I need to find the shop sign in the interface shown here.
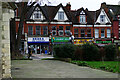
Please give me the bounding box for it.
[28,37,49,43]
[96,40,112,44]
[74,39,94,45]
[51,37,70,42]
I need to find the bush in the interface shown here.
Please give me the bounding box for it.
[104,44,116,61]
[82,43,100,61]
[53,44,76,59]
[73,46,83,60]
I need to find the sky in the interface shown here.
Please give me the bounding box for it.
[49,0,120,11]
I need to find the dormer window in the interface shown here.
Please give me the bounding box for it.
[34,11,41,19]
[80,15,86,23]
[100,15,105,23]
[58,11,64,20]
[31,7,45,20]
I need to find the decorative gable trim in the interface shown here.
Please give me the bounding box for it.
[54,7,69,21]
[30,7,45,20]
[95,9,111,24]
[80,11,85,15]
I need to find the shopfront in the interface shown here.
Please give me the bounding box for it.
[51,37,71,44]
[74,38,94,45]
[95,39,112,46]
[28,37,49,54]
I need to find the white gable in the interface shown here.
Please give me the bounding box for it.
[95,9,111,24]
[30,7,45,20]
[80,11,85,15]
[54,7,68,21]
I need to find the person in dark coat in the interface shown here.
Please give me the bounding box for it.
[28,46,31,59]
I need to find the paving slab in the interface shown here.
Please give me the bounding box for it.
[11,60,118,78]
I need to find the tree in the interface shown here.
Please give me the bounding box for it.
[10,0,51,59]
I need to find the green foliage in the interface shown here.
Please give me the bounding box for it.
[71,61,119,73]
[53,44,76,59]
[104,44,116,61]
[82,43,100,61]
[73,46,83,60]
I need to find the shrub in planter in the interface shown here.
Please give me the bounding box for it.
[82,43,100,61]
[104,44,116,61]
[53,44,76,59]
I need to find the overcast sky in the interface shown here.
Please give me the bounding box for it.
[49,0,120,11]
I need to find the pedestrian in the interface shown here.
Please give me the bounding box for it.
[28,46,31,59]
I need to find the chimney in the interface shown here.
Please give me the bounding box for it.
[66,2,71,10]
[101,2,106,8]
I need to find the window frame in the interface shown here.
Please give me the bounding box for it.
[36,26,41,35]
[95,29,99,38]
[80,15,86,23]
[81,29,85,37]
[87,29,91,37]
[58,11,64,20]
[74,28,79,37]
[52,26,57,36]
[59,26,64,36]
[101,29,105,38]
[107,29,111,38]
[43,26,48,36]
[28,26,33,35]
[100,15,105,23]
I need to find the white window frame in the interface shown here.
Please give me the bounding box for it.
[59,30,64,36]
[58,11,64,20]
[95,29,99,38]
[80,15,86,23]
[100,15,105,23]
[107,29,111,38]
[52,30,57,36]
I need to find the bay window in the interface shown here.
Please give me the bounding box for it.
[59,26,64,36]
[52,26,56,36]
[74,28,78,37]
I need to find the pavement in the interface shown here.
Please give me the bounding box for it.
[31,54,54,60]
[11,58,118,78]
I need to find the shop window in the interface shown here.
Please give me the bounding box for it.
[59,26,64,36]
[58,12,64,20]
[87,29,91,37]
[107,29,111,38]
[100,15,105,23]
[101,29,105,38]
[80,15,86,23]
[66,26,71,36]
[52,26,56,36]
[95,29,99,38]
[81,29,85,37]
[74,28,78,37]
[43,26,48,36]
[28,26,33,35]
[36,26,41,35]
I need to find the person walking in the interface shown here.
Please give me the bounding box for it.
[28,46,32,59]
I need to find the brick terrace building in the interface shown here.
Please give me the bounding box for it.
[12,2,120,54]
